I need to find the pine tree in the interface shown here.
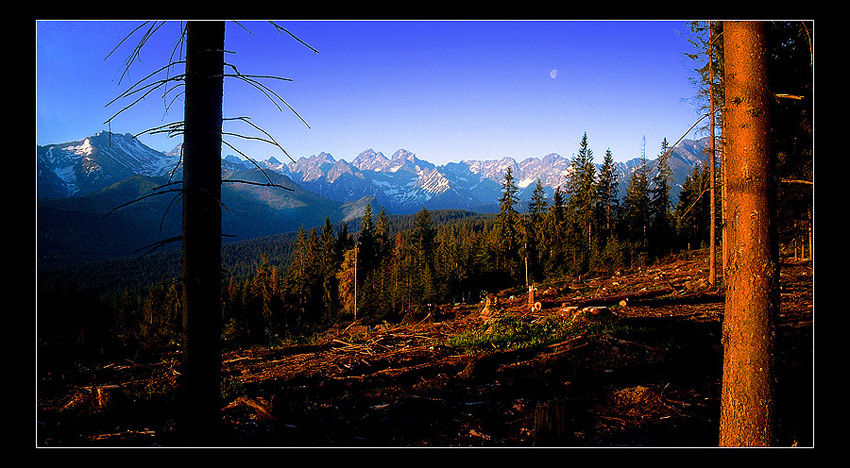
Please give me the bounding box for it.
[494,167,522,283]
[318,217,340,320]
[596,148,619,245]
[565,132,597,273]
[388,231,411,315]
[373,207,393,312]
[526,179,549,282]
[675,163,701,249]
[336,223,354,259]
[376,206,391,262]
[410,207,437,308]
[336,247,358,319]
[649,138,674,259]
[622,138,651,266]
[675,163,711,250]
[543,186,568,278]
[252,254,280,335]
[358,203,377,274]
[719,21,778,446]
[433,225,466,302]
[355,204,380,317]
[528,179,549,224]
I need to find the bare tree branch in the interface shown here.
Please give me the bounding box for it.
[221,139,276,187]
[101,188,184,219]
[133,234,182,260]
[221,178,294,191]
[268,21,320,54]
[134,121,184,140]
[105,76,186,126]
[160,192,183,232]
[106,21,170,85]
[225,116,296,162]
[224,65,310,129]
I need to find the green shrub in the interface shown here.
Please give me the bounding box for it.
[447,314,576,353]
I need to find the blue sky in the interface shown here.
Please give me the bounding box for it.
[36,20,706,165]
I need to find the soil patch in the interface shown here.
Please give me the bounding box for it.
[36,253,814,447]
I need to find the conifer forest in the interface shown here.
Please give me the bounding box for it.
[36,21,814,449]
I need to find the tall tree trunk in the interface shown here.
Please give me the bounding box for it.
[708,21,717,287]
[180,20,225,445]
[719,20,778,447]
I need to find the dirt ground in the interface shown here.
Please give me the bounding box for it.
[36,252,814,448]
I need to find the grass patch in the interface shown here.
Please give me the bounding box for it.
[447,313,613,353]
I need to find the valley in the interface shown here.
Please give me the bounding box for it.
[36,130,709,268]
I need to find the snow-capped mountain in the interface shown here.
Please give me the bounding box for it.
[255,139,709,214]
[37,131,181,198]
[37,130,710,214]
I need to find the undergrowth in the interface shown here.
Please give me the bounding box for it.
[446,313,616,353]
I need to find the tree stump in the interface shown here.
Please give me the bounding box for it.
[533,398,568,445]
[480,294,500,319]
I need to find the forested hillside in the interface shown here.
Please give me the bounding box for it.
[38,120,811,355]
[36,20,813,448]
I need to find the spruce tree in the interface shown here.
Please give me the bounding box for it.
[319,217,339,319]
[719,20,777,446]
[376,206,391,262]
[543,186,568,278]
[336,248,358,319]
[596,148,619,245]
[622,138,651,266]
[410,208,437,308]
[358,203,377,273]
[372,206,393,316]
[528,179,549,223]
[285,226,311,328]
[248,254,281,335]
[649,138,674,259]
[565,133,597,273]
[527,179,548,281]
[675,163,710,250]
[494,167,522,283]
[355,204,379,317]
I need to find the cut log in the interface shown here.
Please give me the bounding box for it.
[563,287,674,308]
[561,305,616,324]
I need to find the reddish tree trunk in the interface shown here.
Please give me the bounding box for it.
[719,21,778,447]
[181,20,225,445]
[709,21,717,286]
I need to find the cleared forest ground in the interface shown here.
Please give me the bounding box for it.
[36,251,814,447]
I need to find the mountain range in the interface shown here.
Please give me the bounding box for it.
[222,139,709,214]
[37,131,709,266]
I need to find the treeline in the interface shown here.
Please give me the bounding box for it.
[210,133,723,341]
[40,132,732,360]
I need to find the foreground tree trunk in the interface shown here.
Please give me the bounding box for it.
[719,20,778,447]
[708,21,717,287]
[180,20,225,445]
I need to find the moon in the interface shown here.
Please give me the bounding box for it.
[549,69,558,79]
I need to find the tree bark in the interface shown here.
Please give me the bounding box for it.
[180,20,225,445]
[719,21,778,447]
[708,21,717,286]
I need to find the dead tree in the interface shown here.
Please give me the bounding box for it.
[103,21,317,445]
[708,21,718,287]
[719,20,778,447]
[179,20,226,445]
